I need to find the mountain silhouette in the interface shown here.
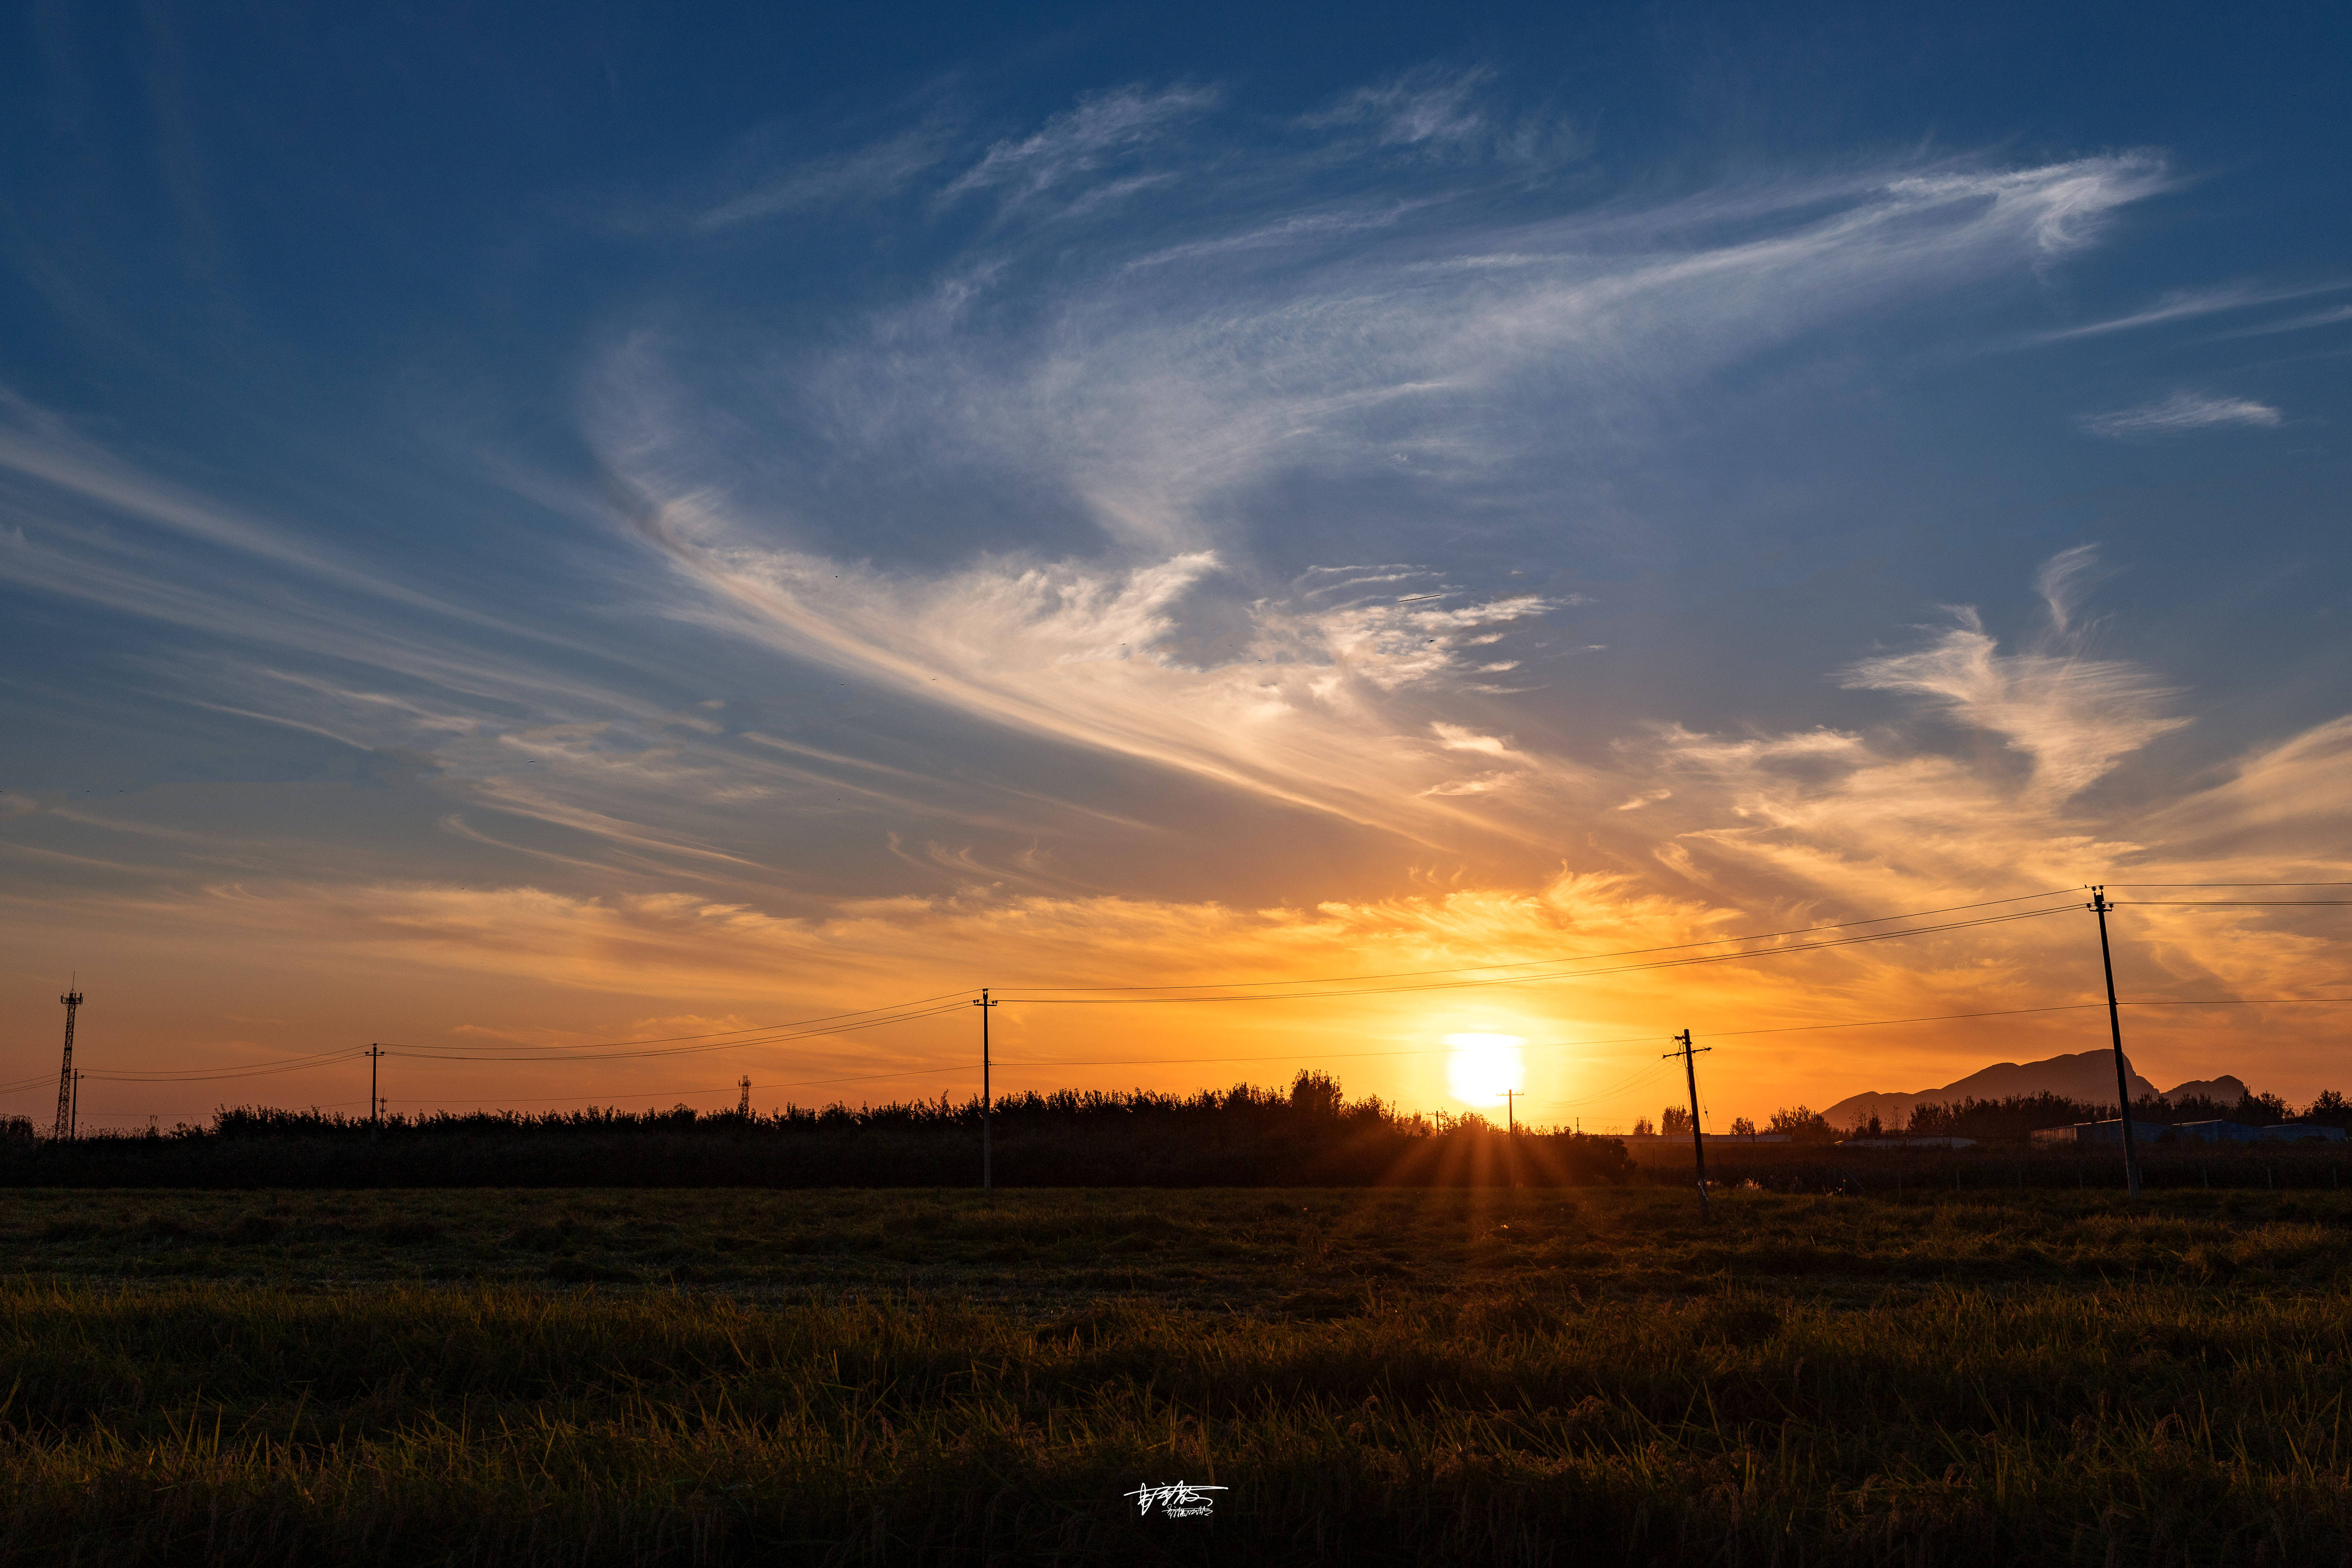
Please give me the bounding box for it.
[1823,1051,2243,1130]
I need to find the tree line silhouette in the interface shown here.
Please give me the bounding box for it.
[0,1073,1635,1189]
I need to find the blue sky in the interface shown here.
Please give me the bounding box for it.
[2,2,2348,1127]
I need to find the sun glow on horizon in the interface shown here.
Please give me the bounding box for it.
[1444,1032,1525,1106]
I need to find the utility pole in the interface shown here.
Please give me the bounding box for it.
[737,1075,752,1117]
[53,986,83,1142]
[973,989,998,1190]
[1503,1088,1519,1188]
[1665,1030,1712,1218]
[2088,886,2142,1197]
[366,1045,386,1129]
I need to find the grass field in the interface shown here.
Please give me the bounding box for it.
[5,1186,2351,1564]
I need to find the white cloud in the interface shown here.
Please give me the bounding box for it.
[1421,772,1517,797]
[2081,391,2283,438]
[2032,280,2351,342]
[1841,548,2188,801]
[619,508,1565,841]
[694,127,954,231]
[1430,723,1513,755]
[580,128,2183,857]
[2205,301,2352,340]
[944,84,1217,203]
[2032,542,2103,637]
[1305,64,1493,147]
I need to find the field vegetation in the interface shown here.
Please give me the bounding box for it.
[5,1184,2352,1565]
[0,1075,1630,1190]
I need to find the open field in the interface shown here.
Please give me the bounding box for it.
[6,1186,2352,1564]
[1622,1137,2352,1192]
[9,1184,2352,1303]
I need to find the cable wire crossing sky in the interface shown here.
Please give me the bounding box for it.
[1,2,2347,1128]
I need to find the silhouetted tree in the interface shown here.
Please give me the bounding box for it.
[2236,1091,2292,1126]
[1767,1106,1834,1144]
[1907,1093,2106,1140]
[1288,1070,1344,1120]
[0,1081,1637,1189]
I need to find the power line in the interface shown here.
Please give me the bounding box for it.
[16,884,2347,1119]
[1001,887,2088,994]
[382,990,978,1055]
[84,1048,369,1083]
[1534,1061,1678,1110]
[841,992,2352,1083]
[1695,994,2352,1040]
[382,1000,973,1062]
[42,1004,969,1088]
[26,994,2350,1104]
[999,906,2079,1004]
[2107,882,2352,888]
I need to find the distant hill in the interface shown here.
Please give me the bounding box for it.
[1823,1051,2238,1130]
[2160,1075,2250,1106]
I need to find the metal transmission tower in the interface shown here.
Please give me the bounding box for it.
[2087,886,2142,1197]
[737,1076,752,1117]
[53,988,84,1141]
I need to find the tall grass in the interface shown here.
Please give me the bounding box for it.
[2,1264,2349,1565]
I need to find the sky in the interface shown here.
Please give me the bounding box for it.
[2,1,2348,1133]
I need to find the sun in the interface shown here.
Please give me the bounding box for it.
[1444,1032,1525,1105]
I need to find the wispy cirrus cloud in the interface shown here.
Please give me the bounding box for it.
[593,84,2173,849]
[1840,545,2187,801]
[693,126,957,232]
[943,83,1218,204]
[2203,302,2352,341]
[2081,391,2283,438]
[2031,280,2352,342]
[15,58,2351,1125]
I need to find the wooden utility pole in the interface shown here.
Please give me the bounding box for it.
[1665,1030,1712,1218]
[1503,1088,1519,1187]
[2088,886,2142,1196]
[973,989,999,1190]
[366,1045,386,1129]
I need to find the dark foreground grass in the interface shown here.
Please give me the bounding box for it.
[6,1184,2349,1306]
[6,1188,2352,1565]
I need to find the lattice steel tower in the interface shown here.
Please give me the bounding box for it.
[53,987,84,1141]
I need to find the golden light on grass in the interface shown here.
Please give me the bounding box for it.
[1443,1032,1525,1106]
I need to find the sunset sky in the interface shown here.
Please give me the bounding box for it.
[3,2,2348,1132]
